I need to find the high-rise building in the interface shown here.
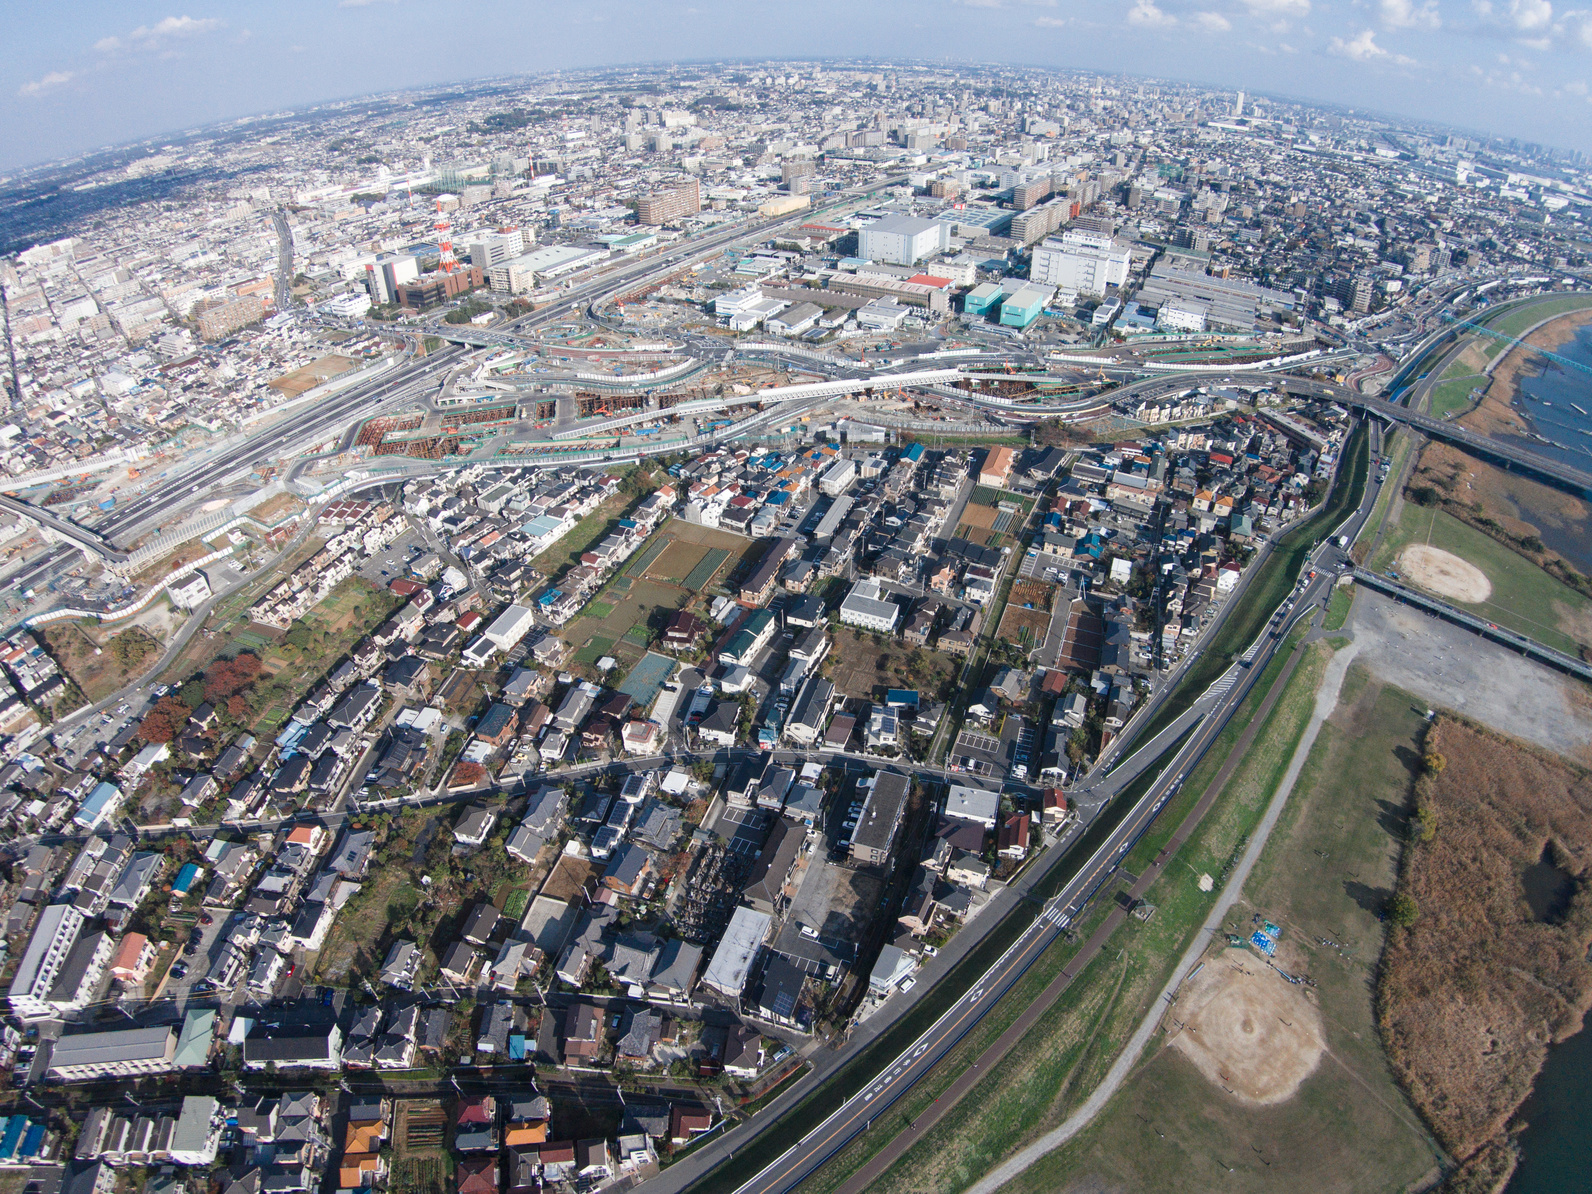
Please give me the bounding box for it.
[634,179,700,225]
[364,254,419,305]
[196,294,268,341]
[1029,230,1131,296]
[1234,90,1245,117]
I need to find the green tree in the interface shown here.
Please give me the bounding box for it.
[1388,892,1419,928]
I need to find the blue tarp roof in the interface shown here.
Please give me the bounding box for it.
[172,862,201,895]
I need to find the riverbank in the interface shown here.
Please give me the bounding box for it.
[1461,309,1592,439]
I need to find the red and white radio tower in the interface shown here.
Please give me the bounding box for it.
[434,198,455,272]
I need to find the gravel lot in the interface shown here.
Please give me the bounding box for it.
[1349,588,1592,760]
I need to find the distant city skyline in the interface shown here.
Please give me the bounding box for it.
[3,0,1590,172]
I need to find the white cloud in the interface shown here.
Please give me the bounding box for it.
[1380,0,1442,28]
[1240,0,1311,15]
[1034,14,1070,25]
[18,70,75,98]
[1508,0,1553,29]
[1196,10,1233,29]
[95,15,223,54]
[1328,27,1418,61]
[1561,78,1588,92]
[1127,0,1177,27]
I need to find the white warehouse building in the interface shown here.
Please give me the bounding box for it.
[858,215,950,266]
[1029,230,1131,296]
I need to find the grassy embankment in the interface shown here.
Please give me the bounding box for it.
[1004,665,1443,1194]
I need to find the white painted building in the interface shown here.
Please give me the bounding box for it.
[858,215,950,266]
[839,578,900,633]
[1029,230,1131,296]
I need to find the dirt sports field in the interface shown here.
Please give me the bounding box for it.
[1396,543,1492,603]
[1167,947,1326,1105]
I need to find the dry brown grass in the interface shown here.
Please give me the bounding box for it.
[1379,716,1592,1183]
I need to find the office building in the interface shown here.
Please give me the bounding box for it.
[363,254,419,305]
[466,229,531,270]
[394,265,484,311]
[635,179,701,225]
[1029,231,1131,296]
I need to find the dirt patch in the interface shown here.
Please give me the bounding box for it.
[1167,947,1326,1105]
[959,503,999,531]
[648,539,709,584]
[1396,543,1492,603]
[1349,590,1592,760]
[1462,309,1592,438]
[1380,716,1592,1184]
[268,354,359,397]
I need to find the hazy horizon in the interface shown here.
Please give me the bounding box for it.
[4,1,1591,173]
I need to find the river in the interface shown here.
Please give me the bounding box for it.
[1496,322,1592,576]
[1506,1017,1592,1192]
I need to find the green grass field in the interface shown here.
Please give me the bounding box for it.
[1322,583,1354,631]
[1007,665,1442,1194]
[1355,430,1413,559]
[1366,504,1592,655]
[1484,292,1592,341]
[1427,374,1485,420]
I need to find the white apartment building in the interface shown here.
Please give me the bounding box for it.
[8,903,86,1020]
[839,578,900,633]
[1029,230,1131,296]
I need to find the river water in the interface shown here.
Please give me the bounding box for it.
[1470,328,1592,1188]
[1507,1017,1592,1192]
[1496,322,1592,575]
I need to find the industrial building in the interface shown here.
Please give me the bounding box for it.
[1029,230,1131,296]
[857,215,950,266]
[488,245,606,294]
[999,284,1053,329]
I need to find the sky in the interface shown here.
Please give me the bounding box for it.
[3,0,1590,171]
